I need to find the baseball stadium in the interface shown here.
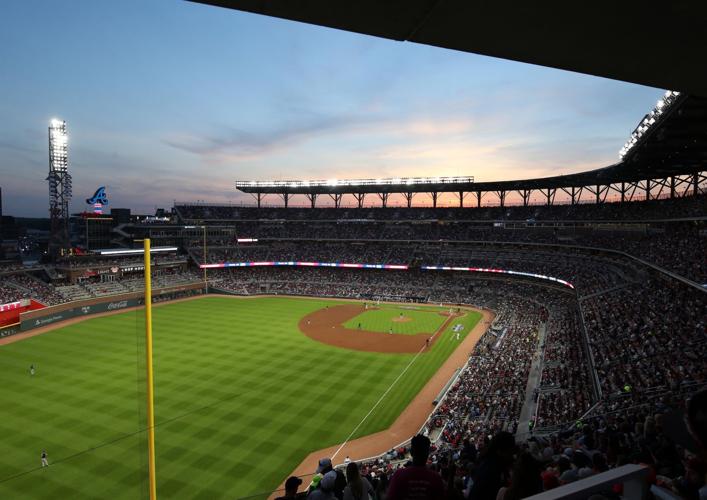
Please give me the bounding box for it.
[1,2,706,500]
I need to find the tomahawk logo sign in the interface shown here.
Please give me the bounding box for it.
[86,186,108,214]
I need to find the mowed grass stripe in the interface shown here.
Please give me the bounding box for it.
[0,297,481,499]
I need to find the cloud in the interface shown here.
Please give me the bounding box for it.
[163,112,376,161]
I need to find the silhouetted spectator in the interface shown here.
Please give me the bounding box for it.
[387,434,445,500]
[343,462,375,500]
[469,432,517,500]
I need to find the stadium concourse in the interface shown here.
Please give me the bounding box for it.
[1,194,706,498]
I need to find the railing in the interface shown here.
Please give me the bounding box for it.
[525,464,649,500]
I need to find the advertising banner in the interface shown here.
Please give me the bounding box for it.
[20,299,139,332]
[0,324,21,338]
[21,310,76,331]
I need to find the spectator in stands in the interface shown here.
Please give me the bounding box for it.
[688,390,707,455]
[309,471,339,500]
[309,458,347,500]
[468,432,517,500]
[495,452,543,500]
[343,462,375,500]
[386,434,445,500]
[276,476,303,500]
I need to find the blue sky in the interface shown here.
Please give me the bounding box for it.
[0,0,663,216]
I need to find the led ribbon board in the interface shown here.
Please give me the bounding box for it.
[199,261,409,270]
[421,265,575,289]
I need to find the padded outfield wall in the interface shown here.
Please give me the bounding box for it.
[13,282,205,333]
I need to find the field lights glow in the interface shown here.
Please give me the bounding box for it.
[235,176,474,189]
[421,266,575,289]
[619,90,681,159]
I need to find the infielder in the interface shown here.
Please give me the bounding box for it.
[41,451,48,467]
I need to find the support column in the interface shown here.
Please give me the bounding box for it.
[518,189,530,207]
[457,191,466,208]
[496,190,506,208]
[378,192,390,208]
[353,193,366,208]
[328,193,342,208]
[571,187,576,205]
[430,192,439,208]
[621,182,626,203]
[476,191,482,208]
[694,172,699,196]
[544,188,556,206]
[306,193,317,209]
[670,176,676,199]
[277,193,290,208]
[252,193,264,208]
[645,179,651,201]
[402,192,414,208]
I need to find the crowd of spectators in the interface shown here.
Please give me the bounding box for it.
[175,193,706,222]
[193,240,639,298]
[535,305,594,429]
[316,388,707,500]
[178,203,705,283]
[0,272,64,306]
[582,277,707,402]
[426,295,544,449]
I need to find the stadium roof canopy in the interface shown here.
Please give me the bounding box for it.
[193,0,707,207]
[191,0,707,97]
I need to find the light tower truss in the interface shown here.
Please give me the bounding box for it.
[48,119,72,257]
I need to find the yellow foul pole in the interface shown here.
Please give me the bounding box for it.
[203,226,207,289]
[144,238,157,500]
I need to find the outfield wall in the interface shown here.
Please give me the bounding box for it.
[17,282,205,333]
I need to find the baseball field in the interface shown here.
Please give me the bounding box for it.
[0,295,483,499]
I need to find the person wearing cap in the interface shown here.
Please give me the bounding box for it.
[276,476,303,500]
[386,434,445,500]
[309,471,338,500]
[309,458,347,500]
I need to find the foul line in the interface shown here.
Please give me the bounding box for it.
[330,311,461,461]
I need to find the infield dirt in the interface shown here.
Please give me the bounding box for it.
[299,304,464,353]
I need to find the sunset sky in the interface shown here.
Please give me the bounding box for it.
[0,0,664,216]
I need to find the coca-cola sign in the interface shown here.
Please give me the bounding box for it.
[107,300,129,310]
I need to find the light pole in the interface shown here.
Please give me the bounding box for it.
[202,225,207,291]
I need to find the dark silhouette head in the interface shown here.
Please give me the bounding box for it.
[410,434,431,466]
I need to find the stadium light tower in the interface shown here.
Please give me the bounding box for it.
[47,119,73,258]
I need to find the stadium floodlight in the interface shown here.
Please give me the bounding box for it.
[235,176,475,189]
[619,90,682,159]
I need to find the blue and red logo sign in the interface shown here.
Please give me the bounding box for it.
[86,186,108,214]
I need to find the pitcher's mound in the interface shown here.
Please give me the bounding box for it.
[392,316,412,323]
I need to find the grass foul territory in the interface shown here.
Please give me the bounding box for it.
[0,296,481,499]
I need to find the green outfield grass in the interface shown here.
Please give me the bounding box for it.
[0,296,481,499]
[342,305,450,335]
